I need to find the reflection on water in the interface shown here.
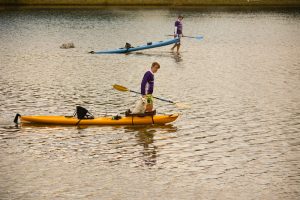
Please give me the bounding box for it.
[125,124,178,167]
[0,7,300,200]
[128,126,158,166]
[131,50,183,63]
[172,52,183,63]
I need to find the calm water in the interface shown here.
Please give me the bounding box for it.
[0,7,300,200]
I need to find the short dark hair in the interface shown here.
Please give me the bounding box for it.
[178,15,184,19]
[152,62,160,68]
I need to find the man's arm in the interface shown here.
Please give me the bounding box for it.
[141,72,150,95]
[174,21,179,36]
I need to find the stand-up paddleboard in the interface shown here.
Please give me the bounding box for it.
[90,38,179,54]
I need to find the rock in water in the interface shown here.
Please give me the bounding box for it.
[60,42,75,49]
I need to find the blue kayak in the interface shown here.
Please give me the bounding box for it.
[91,38,179,54]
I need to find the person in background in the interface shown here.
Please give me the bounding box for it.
[171,15,184,53]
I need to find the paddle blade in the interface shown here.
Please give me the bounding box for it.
[113,84,129,92]
[174,102,191,109]
[196,36,204,40]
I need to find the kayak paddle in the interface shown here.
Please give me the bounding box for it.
[183,35,203,40]
[113,84,190,108]
[166,35,203,40]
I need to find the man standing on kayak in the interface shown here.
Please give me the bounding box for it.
[141,62,160,112]
[171,15,184,53]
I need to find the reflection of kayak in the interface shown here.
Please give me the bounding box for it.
[18,114,179,125]
[91,38,179,54]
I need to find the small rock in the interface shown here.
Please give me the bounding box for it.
[60,42,75,49]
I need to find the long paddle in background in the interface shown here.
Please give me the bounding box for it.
[166,35,203,40]
[113,84,190,109]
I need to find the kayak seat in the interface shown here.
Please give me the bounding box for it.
[125,42,134,49]
[74,106,94,119]
[147,42,152,45]
[125,109,156,117]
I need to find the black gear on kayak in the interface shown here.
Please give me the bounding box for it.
[125,43,133,50]
[14,113,21,124]
[125,109,156,125]
[112,115,122,120]
[125,109,156,117]
[74,106,94,120]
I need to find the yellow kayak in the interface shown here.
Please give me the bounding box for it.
[19,114,179,125]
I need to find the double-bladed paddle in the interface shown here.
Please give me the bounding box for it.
[113,84,190,108]
[166,35,203,40]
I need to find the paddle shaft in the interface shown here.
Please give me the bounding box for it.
[166,34,202,39]
[183,36,199,39]
[129,90,174,104]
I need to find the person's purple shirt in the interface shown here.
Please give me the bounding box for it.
[175,20,183,34]
[141,71,154,95]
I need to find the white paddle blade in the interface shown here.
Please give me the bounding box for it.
[175,102,191,109]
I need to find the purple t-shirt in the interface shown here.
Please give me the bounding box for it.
[175,20,183,34]
[141,71,154,95]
